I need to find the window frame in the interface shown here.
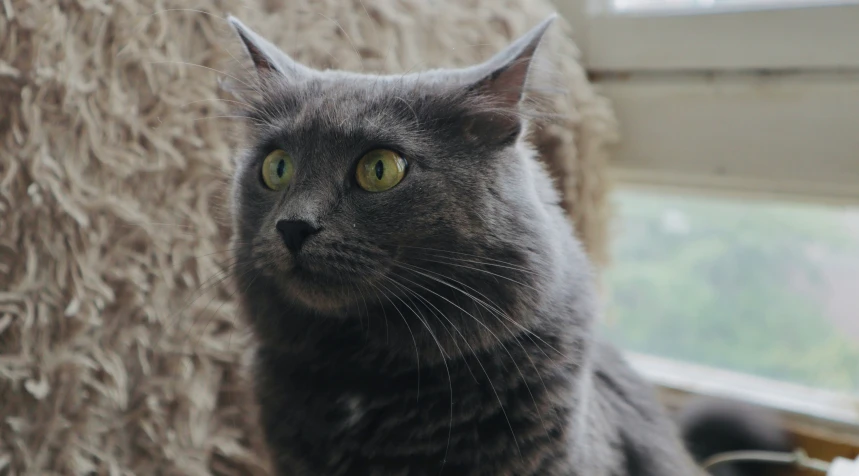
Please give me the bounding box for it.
[554,0,859,71]
[628,353,859,433]
[598,72,859,204]
[629,352,859,466]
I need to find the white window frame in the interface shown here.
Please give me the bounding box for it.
[596,71,859,204]
[555,0,859,71]
[553,0,859,204]
[628,353,859,440]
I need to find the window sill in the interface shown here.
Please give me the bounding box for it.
[626,352,859,468]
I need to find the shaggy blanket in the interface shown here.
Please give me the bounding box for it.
[0,0,617,474]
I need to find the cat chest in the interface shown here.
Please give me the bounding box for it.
[270,366,567,473]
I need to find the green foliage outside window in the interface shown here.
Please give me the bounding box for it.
[604,191,859,393]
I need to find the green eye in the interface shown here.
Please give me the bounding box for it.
[261,149,294,191]
[356,149,407,192]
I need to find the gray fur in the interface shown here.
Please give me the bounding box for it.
[226,16,703,475]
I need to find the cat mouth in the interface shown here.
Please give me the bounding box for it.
[286,256,356,286]
[259,243,389,311]
[277,262,373,313]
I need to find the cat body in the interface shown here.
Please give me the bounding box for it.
[225,15,742,475]
[248,309,700,475]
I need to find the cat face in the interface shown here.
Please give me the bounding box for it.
[228,17,559,317]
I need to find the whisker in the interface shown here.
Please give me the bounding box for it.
[396,263,554,440]
[386,272,522,457]
[370,280,421,402]
[396,245,543,276]
[193,268,262,350]
[366,281,390,344]
[415,252,548,279]
[347,282,368,334]
[385,276,477,384]
[181,97,264,115]
[180,262,258,346]
[380,275,454,468]
[356,283,371,327]
[118,8,227,58]
[130,9,263,91]
[411,257,541,293]
[192,247,250,260]
[119,222,195,229]
[396,261,562,357]
[316,13,364,72]
[393,96,420,126]
[153,259,251,348]
[137,7,226,22]
[193,114,262,124]
[147,60,256,91]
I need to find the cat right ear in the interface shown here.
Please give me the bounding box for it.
[227,16,312,80]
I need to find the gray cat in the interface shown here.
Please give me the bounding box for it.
[224,15,788,476]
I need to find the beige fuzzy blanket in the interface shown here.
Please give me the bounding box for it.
[0,0,617,474]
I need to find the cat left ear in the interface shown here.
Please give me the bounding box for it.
[227,16,313,80]
[467,14,556,110]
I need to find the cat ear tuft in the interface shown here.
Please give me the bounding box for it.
[227,16,312,80]
[471,14,556,109]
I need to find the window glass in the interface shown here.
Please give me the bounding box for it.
[604,190,859,393]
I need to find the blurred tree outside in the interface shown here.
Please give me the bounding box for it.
[604,190,859,393]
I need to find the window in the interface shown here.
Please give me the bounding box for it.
[603,190,859,394]
[553,0,859,437]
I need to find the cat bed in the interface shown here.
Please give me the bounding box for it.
[0,0,617,473]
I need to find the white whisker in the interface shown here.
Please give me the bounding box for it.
[396,263,554,440]
[386,272,523,457]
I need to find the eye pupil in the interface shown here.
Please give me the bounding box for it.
[276,159,285,178]
[374,160,384,180]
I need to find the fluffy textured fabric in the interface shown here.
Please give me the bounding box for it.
[0,0,617,474]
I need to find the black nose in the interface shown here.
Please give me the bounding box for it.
[276,220,319,254]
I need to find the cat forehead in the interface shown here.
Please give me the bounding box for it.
[253,70,466,133]
[269,68,462,105]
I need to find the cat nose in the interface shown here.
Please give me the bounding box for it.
[276,220,319,254]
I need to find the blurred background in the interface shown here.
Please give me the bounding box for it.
[1,0,857,474]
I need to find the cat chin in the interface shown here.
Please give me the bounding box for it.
[274,268,370,316]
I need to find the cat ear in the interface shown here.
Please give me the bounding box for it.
[453,15,556,146]
[466,14,556,110]
[227,16,313,79]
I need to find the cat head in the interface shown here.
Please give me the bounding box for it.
[227,16,567,323]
